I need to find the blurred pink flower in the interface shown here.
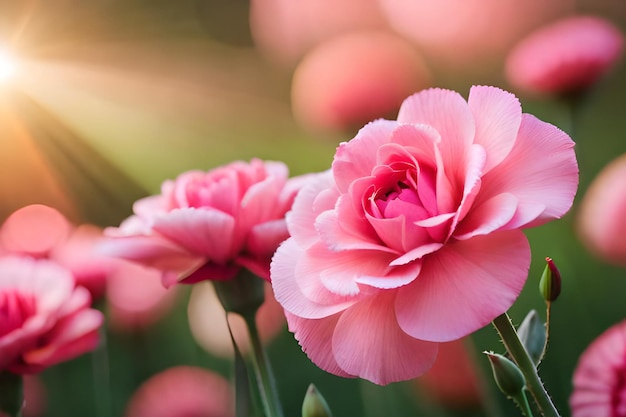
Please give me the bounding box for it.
[0,205,113,298]
[106,261,179,332]
[249,0,386,66]
[506,15,624,95]
[379,0,573,70]
[577,154,626,266]
[0,256,103,374]
[291,31,431,132]
[271,86,578,385]
[102,159,309,287]
[570,318,626,416]
[188,282,285,358]
[125,366,233,417]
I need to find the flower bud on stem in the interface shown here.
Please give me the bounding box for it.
[492,313,561,417]
[302,384,333,417]
[484,352,533,416]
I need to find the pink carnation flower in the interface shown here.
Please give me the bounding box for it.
[102,159,308,286]
[506,15,624,95]
[271,86,578,385]
[577,154,626,266]
[0,256,103,374]
[570,319,626,416]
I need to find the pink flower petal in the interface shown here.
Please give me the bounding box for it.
[395,230,530,342]
[286,171,338,249]
[477,113,578,227]
[467,86,522,172]
[454,193,518,239]
[247,219,289,259]
[98,235,205,276]
[332,120,397,192]
[270,239,357,319]
[286,312,353,378]
[332,292,439,385]
[316,206,393,253]
[153,208,235,263]
[397,88,475,182]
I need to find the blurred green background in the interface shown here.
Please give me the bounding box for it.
[1,0,626,416]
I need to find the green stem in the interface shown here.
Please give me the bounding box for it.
[492,313,560,417]
[513,391,535,417]
[243,312,284,417]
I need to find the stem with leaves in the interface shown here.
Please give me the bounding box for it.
[492,313,561,417]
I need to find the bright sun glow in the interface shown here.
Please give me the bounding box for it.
[0,50,17,82]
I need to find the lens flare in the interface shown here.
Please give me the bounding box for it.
[0,50,17,82]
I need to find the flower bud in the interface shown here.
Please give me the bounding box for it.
[517,310,546,366]
[484,352,526,398]
[540,257,562,302]
[302,384,333,417]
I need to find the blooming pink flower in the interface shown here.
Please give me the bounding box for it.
[506,15,624,95]
[0,205,114,298]
[125,366,233,417]
[570,318,626,416]
[188,281,285,358]
[577,154,626,266]
[102,159,309,287]
[0,256,103,374]
[271,86,578,385]
[291,30,431,132]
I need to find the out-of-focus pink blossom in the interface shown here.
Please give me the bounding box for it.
[414,339,483,409]
[125,366,233,417]
[578,154,626,266]
[271,86,578,385]
[249,0,386,67]
[291,31,431,132]
[570,318,626,416]
[379,0,573,70]
[106,261,179,332]
[187,282,285,358]
[0,256,103,374]
[101,159,309,287]
[506,15,624,95]
[0,205,114,298]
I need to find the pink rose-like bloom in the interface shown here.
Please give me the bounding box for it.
[102,159,308,287]
[271,86,578,385]
[125,366,233,417]
[577,154,626,266]
[0,256,103,374]
[291,30,431,132]
[570,319,626,416]
[0,204,113,298]
[506,15,624,95]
